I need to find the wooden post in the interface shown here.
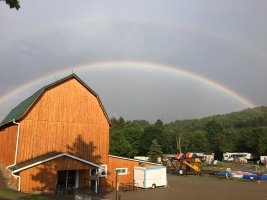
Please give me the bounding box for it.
[115,170,118,200]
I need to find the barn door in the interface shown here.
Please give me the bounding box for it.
[57,170,77,189]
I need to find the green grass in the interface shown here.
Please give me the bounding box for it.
[0,188,51,200]
[0,188,21,200]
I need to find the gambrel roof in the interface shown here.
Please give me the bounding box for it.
[0,73,111,127]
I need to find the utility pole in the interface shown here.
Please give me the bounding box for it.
[176,135,181,153]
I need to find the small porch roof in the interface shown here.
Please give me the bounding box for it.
[8,152,103,174]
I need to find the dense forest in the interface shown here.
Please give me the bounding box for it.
[109,106,267,160]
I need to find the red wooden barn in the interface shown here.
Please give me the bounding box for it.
[0,74,153,193]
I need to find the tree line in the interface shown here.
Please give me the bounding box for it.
[109,106,267,161]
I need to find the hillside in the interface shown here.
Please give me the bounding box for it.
[110,106,267,160]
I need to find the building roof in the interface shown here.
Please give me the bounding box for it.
[0,73,111,128]
[8,152,103,173]
[109,155,160,166]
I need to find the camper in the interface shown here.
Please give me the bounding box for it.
[134,166,167,189]
[223,152,252,163]
[260,156,267,164]
[195,153,214,163]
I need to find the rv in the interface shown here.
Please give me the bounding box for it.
[195,153,214,163]
[223,152,252,163]
[260,156,267,164]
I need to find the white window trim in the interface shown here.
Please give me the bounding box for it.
[116,168,128,175]
[99,164,108,177]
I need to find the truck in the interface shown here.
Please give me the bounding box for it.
[134,166,167,189]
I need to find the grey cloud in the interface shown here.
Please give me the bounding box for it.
[0,0,266,122]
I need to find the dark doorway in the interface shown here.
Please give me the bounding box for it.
[57,170,76,189]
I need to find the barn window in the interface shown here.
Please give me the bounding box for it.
[99,164,107,177]
[116,168,128,175]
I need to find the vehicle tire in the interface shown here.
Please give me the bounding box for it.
[152,184,156,189]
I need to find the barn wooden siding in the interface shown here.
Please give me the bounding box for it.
[19,156,95,192]
[107,156,152,187]
[16,78,109,165]
[0,125,18,166]
[78,169,90,188]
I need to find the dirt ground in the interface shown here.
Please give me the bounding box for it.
[1,171,267,200]
[102,174,267,200]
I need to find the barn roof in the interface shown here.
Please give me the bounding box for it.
[109,155,160,166]
[8,152,103,173]
[0,73,111,128]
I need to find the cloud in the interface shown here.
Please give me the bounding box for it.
[0,0,266,122]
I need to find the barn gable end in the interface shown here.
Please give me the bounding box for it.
[0,73,159,193]
[0,74,111,192]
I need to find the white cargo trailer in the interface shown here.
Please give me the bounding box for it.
[134,166,167,189]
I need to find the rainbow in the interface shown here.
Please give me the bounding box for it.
[0,61,257,108]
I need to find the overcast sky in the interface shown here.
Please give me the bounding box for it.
[0,0,266,123]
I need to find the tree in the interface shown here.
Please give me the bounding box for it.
[110,116,125,128]
[109,130,135,158]
[139,119,169,155]
[1,0,20,10]
[147,139,163,163]
[257,134,267,156]
[205,120,223,154]
[121,123,144,156]
[190,130,209,152]
[109,106,267,160]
